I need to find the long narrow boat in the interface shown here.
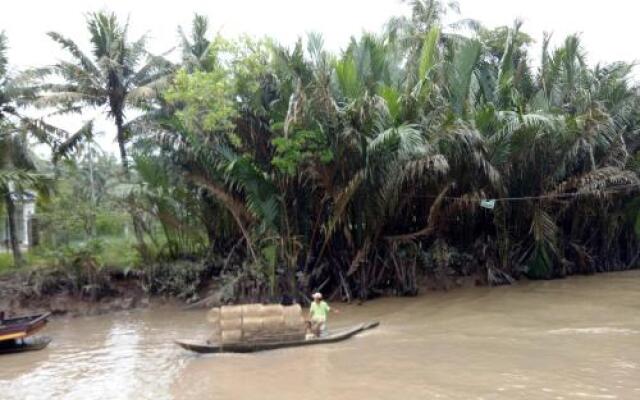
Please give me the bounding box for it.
[176,321,379,354]
[0,313,51,342]
[0,336,52,355]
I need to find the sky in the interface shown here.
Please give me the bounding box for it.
[0,0,638,154]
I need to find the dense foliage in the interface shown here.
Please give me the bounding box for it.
[2,1,640,302]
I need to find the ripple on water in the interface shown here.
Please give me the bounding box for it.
[0,318,190,400]
[568,393,618,399]
[546,327,639,335]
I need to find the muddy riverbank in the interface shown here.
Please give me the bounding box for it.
[0,265,635,320]
[0,271,168,318]
[0,265,482,318]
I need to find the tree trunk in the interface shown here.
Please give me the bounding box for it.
[87,142,97,237]
[115,114,152,262]
[5,192,23,268]
[116,117,129,176]
[200,192,219,251]
[132,208,151,262]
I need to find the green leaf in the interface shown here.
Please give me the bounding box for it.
[418,26,440,81]
[335,56,361,99]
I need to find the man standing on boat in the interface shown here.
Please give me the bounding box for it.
[309,292,337,337]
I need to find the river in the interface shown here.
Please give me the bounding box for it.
[1,271,639,399]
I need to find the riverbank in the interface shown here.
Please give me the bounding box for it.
[0,269,145,317]
[0,263,218,318]
[2,259,634,319]
[0,261,481,318]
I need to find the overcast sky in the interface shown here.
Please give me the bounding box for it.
[1,0,637,154]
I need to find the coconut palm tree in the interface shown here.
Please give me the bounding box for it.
[0,32,56,267]
[0,128,53,267]
[37,11,175,173]
[178,14,217,73]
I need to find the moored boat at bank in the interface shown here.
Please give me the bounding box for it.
[0,312,51,342]
[0,335,52,354]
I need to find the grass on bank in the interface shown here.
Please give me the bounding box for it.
[0,236,141,276]
[0,235,212,301]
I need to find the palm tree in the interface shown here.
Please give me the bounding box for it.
[36,6,637,299]
[37,11,174,173]
[0,32,54,267]
[178,14,217,72]
[0,128,51,267]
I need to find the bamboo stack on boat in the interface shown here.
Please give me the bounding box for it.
[207,304,305,345]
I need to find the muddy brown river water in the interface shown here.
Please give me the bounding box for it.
[1,271,639,399]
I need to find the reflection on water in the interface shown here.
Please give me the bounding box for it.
[0,309,198,400]
[1,271,640,399]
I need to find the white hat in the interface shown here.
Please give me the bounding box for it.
[312,292,322,299]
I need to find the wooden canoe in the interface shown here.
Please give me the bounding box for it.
[176,321,379,354]
[0,313,51,342]
[0,336,52,355]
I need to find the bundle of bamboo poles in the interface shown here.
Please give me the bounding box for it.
[207,304,305,344]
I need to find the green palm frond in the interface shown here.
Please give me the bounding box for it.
[378,85,402,123]
[133,54,176,86]
[415,26,440,101]
[0,169,46,188]
[324,170,365,240]
[496,110,559,135]
[334,56,362,100]
[87,11,123,59]
[446,38,482,117]
[18,117,68,145]
[212,146,281,231]
[53,120,95,162]
[495,20,522,107]
[46,32,100,76]
[418,26,440,81]
[526,207,559,278]
[441,124,503,189]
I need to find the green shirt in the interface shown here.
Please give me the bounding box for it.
[310,301,330,322]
